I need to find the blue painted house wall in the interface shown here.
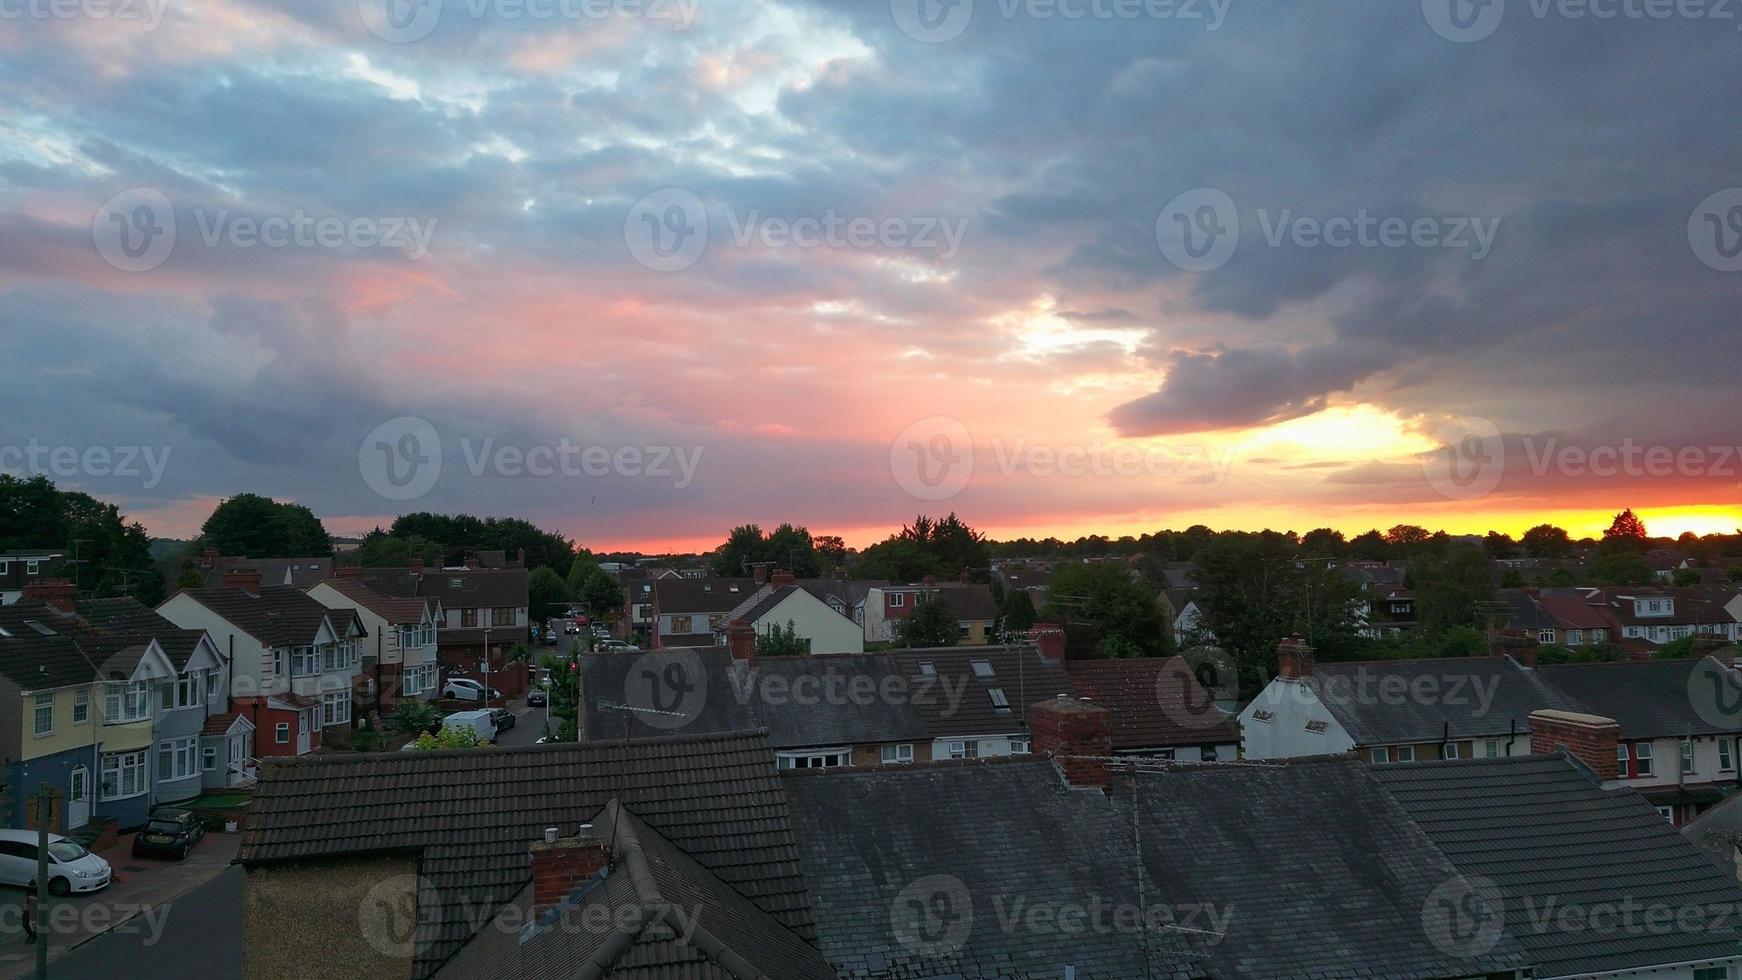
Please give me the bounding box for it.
[4,745,94,832]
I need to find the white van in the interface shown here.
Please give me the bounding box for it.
[442,709,498,745]
[0,829,112,895]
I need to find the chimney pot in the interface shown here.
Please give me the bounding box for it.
[1277,634,1314,679]
[1029,695,1112,791]
[727,619,757,665]
[543,827,558,844]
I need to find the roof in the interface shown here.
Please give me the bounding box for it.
[653,578,756,615]
[203,555,333,589]
[891,646,1072,739]
[436,801,836,980]
[578,649,928,749]
[415,568,529,610]
[795,578,886,610]
[1532,592,1615,630]
[782,758,1202,980]
[1295,656,1574,744]
[74,596,212,669]
[923,583,1000,622]
[1125,756,1529,979]
[1683,790,1742,874]
[0,634,102,689]
[175,586,358,648]
[313,576,430,625]
[1062,656,1238,749]
[201,712,252,736]
[241,732,815,980]
[1374,753,1742,977]
[1535,657,1742,737]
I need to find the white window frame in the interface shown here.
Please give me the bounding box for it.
[1482,739,1502,759]
[292,646,320,677]
[1010,737,1031,755]
[275,722,290,744]
[776,749,850,770]
[33,693,53,737]
[1396,745,1416,762]
[1443,743,1460,760]
[206,670,223,699]
[25,560,40,575]
[1721,739,1734,773]
[72,689,88,725]
[321,690,351,727]
[947,740,979,760]
[202,745,219,772]
[157,736,199,781]
[1370,747,1390,764]
[881,743,914,765]
[1636,741,1654,777]
[100,750,148,800]
[104,680,151,724]
[402,668,422,698]
[1682,738,1696,775]
[890,593,906,608]
[1618,742,1631,775]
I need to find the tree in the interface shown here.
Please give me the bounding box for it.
[1674,569,1704,587]
[390,513,575,575]
[1483,532,1518,559]
[709,523,823,578]
[1349,529,1389,561]
[1522,524,1573,559]
[756,621,812,657]
[565,550,602,597]
[1592,549,1653,586]
[199,493,333,558]
[528,567,570,625]
[409,725,483,751]
[1002,590,1038,632]
[1730,567,1742,584]
[1411,544,1496,633]
[391,701,440,737]
[856,514,988,583]
[1299,528,1349,562]
[354,528,442,568]
[712,524,767,577]
[0,475,163,604]
[1500,568,1525,588]
[1602,509,1649,551]
[814,535,847,573]
[541,654,579,742]
[578,571,625,626]
[1042,562,1172,660]
[896,593,959,648]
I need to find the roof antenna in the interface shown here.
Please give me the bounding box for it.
[610,711,635,862]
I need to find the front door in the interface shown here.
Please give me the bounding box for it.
[297,710,311,753]
[67,767,90,829]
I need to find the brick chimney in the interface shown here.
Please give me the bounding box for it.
[409,557,424,575]
[770,569,796,588]
[753,565,768,585]
[335,565,363,579]
[1031,695,1112,791]
[201,547,220,569]
[727,619,757,665]
[922,574,938,586]
[1029,623,1067,663]
[22,578,76,614]
[530,825,610,912]
[1529,710,1620,780]
[1276,634,1314,679]
[1493,629,1539,668]
[222,567,263,595]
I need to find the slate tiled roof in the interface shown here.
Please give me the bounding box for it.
[578,649,928,749]
[75,596,211,669]
[796,578,886,611]
[1062,656,1238,750]
[892,646,1073,739]
[1125,756,1529,979]
[1374,753,1742,977]
[0,634,101,689]
[1297,656,1575,745]
[782,758,1203,980]
[203,556,332,589]
[437,801,836,979]
[315,576,430,625]
[416,568,529,610]
[654,579,756,615]
[241,732,815,979]
[1683,790,1742,874]
[177,586,348,648]
[927,583,1000,622]
[1536,657,1742,737]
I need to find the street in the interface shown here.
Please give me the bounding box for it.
[47,868,241,980]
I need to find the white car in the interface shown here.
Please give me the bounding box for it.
[0,829,111,895]
[441,678,501,702]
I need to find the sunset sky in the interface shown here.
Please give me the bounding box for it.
[4,1,1740,552]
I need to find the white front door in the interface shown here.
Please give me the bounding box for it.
[297,711,311,753]
[67,767,91,829]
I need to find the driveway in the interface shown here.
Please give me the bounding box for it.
[0,826,240,978]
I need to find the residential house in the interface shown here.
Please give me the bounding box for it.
[0,550,65,605]
[890,644,1071,760]
[795,577,887,632]
[158,577,366,756]
[1158,587,1210,646]
[1062,655,1239,760]
[863,582,1001,645]
[361,559,528,673]
[647,577,754,648]
[307,575,439,716]
[237,732,824,980]
[991,563,1051,605]
[200,712,257,790]
[194,550,335,590]
[717,579,865,655]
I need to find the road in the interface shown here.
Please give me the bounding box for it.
[49,867,241,980]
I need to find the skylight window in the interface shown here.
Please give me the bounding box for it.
[970,660,995,679]
[989,688,1011,713]
[918,662,936,677]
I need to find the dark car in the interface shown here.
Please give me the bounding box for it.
[491,707,516,731]
[526,688,547,706]
[131,808,205,860]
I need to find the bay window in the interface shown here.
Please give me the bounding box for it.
[100,750,148,799]
[104,681,151,723]
[321,690,351,727]
[157,736,199,781]
[292,646,320,676]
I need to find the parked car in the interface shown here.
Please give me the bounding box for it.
[598,640,640,652]
[491,707,516,731]
[131,808,205,860]
[564,623,580,635]
[544,631,558,646]
[0,830,111,895]
[443,709,498,744]
[526,687,548,706]
[442,678,501,702]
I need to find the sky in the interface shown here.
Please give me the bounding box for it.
[3,0,1740,552]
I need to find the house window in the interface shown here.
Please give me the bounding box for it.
[1371,747,1391,764]
[206,671,223,699]
[1721,739,1734,773]
[670,615,693,634]
[494,608,518,627]
[26,560,40,575]
[1636,742,1654,777]
[1618,743,1631,775]
[1482,739,1502,758]
[881,744,914,765]
[33,693,53,736]
[1692,968,1729,980]
[103,681,151,723]
[157,736,199,780]
[292,646,320,677]
[948,740,979,760]
[402,669,421,698]
[461,608,478,628]
[275,722,290,744]
[1566,630,1583,646]
[1682,739,1696,775]
[73,690,88,724]
[890,593,906,608]
[324,642,353,671]
[1396,745,1416,762]
[1010,737,1031,755]
[1592,629,1606,642]
[321,691,351,727]
[1539,628,1556,643]
[1443,743,1460,760]
[775,750,849,770]
[202,746,218,771]
[99,750,147,800]
[988,688,1011,714]
[0,561,8,575]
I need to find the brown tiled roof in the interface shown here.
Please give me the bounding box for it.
[202,712,249,736]
[240,732,815,980]
[315,577,429,625]
[1063,656,1239,750]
